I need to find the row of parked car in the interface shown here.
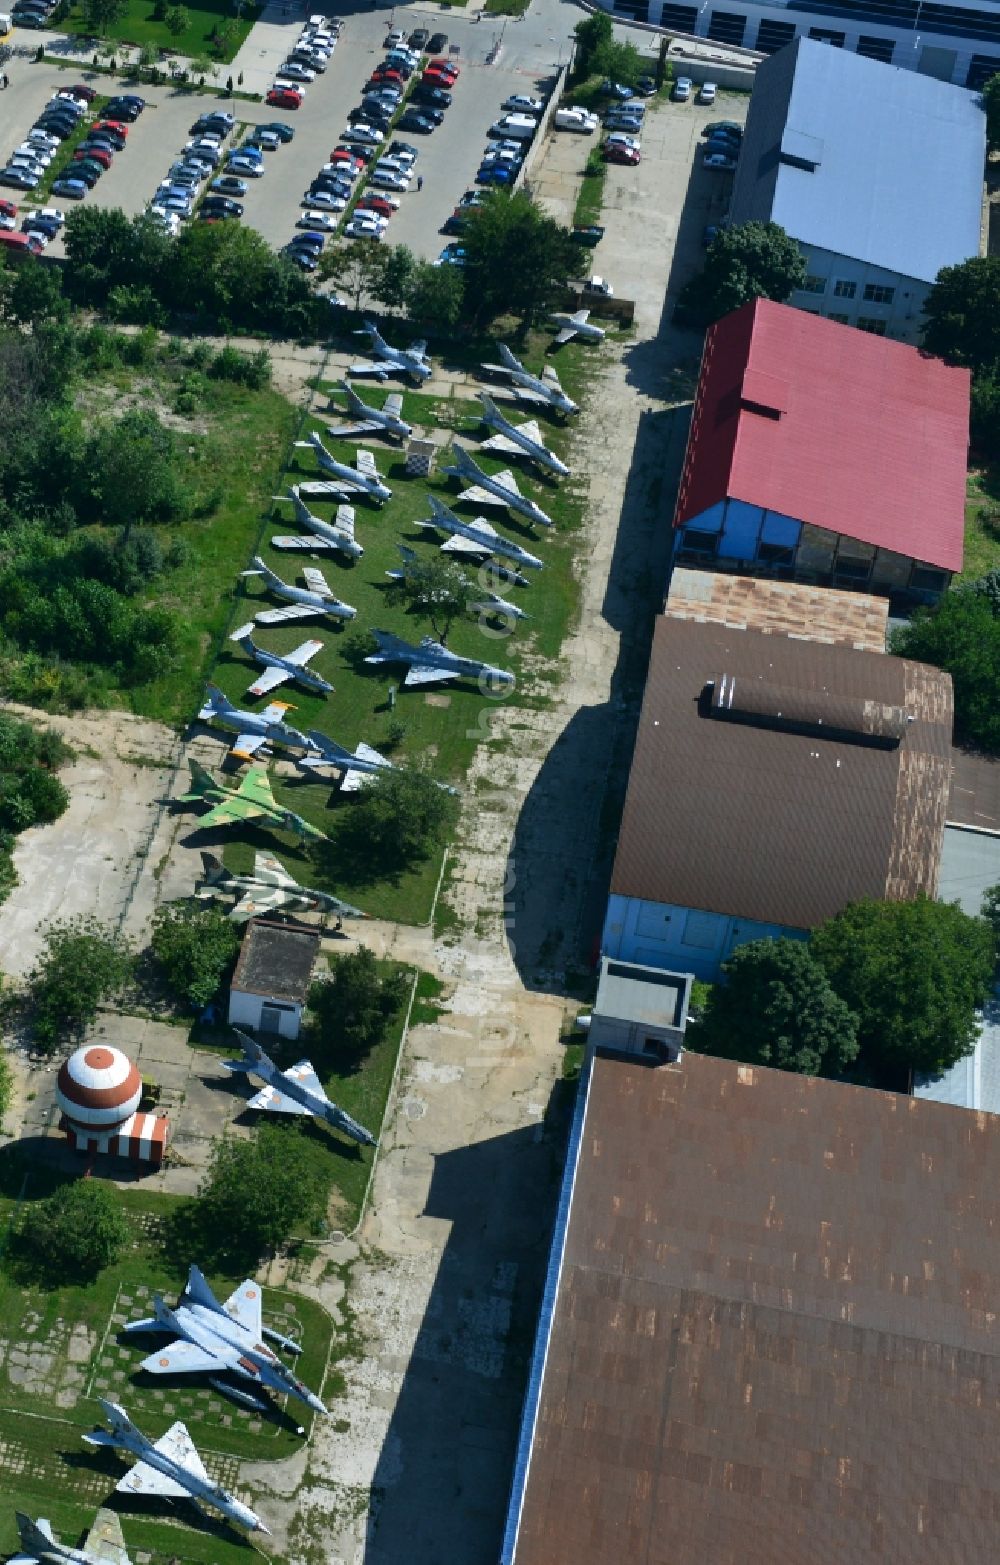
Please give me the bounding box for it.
[7,0,58,30]
[265,13,344,111]
[701,118,743,173]
[0,83,145,208]
[147,108,300,233]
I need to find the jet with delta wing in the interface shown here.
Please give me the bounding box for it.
[271,486,364,561]
[12,1508,131,1565]
[299,721,459,793]
[241,555,357,624]
[365,628,515,690]
[478,393,571,476]
[230,623,334,697]
[550,307,606,345]
[176,759,327,842]
[198,683,316,762]
[480,343,579,415]
[197,850,366,921]
[294,432,392,505]
[225,1028,378,1146]
[387,546,530,624]
[350,320,432,383]
[328,380,413,441]
[442,444,553,529]
[122,1263,327,1416]
[82,1400,269,1535]
[415,493,542,584]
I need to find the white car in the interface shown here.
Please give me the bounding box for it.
[280,61,315,81]
[14,143,52,165]
[370,168,410,191]
[320,160,361,181]
[703,151,736,170]
[26,131,60,150]
[502,94,543,114]
[554,107,598,133]
[53,93,85,113]
[698,81,717,104]
[672,76,693,101]
[24,227,52,247]
[385,26,404,45]
[374,156,413,177]
[303,190,346,210]
[10,158,47,178]
[345,215,387,239]
[272,78,308,97]
[605,133,641,152]
[586,276,613,296]
[342,124,384,145]
[298,209,339,230]
[384,146,416,165]
[0,212,15,230]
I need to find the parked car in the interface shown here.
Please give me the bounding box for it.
[68,83,98,103]
[286,246,318,271]
[211,175,248,196]
[260,121,295,142]
[192,111,234,133]
[105,99,141,122]
[14,143,52,166]
[408,26,429,47]
[304,189,347,210]
[203,195,243,216]
[424,65,458,86]
[600,79,634,99]
[602,143,640,165]
[374,156,413,178]
[672,76,693,101]
[605,132,641,152]
[412,83,451,108]
[427,57,458,75]
[227,157,265,177]
[428,31,448,52]
[703,151,737,170]
[0,170,39,190]
[503,94,543,114]
[52,177,87,199]
[436,243,466,266]
[698,81,717,104]
[369,168,410,191]
[0,199,18,219]
[387,140,418,161]
[398,111,436,134]
[636,76,657,95]
[266,88,303,109]
[357,193,400,215]
[385,26,404,46]
[279,61,315,82]
[476,164,514,185]
[297,209,339,231]
[345,213,388,239]
[571,223,604,246]
[702,121,742,139]
[247,128,282,149]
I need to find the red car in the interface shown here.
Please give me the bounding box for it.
[75,146,112,168]
[94,120,128,137]
[356,194,396,216]
[0,199,17,219]
[370,67,403,84]
[427,58,458,75]
[68,83,99,103]
[266,87,303,109]
[423,68,457,89]
[329,148,364,168]
[602,143,640,165]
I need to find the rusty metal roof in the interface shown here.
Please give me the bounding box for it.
[230,917,319,1003]
[666,568,889,654]
[511,1050,1000,1565]
[949,748,1000,833]
[609,617,952,930]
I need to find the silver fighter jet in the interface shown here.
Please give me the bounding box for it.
[225,1029,378,1146]
[442,444,553,529]
[196,850,366,921]
[365,628,515,690]
[480,343,579,415]
[12,1509,131,1565]
[415,493,542,582]
[298,722,459,794]
[294,432,392,504]
[82,1399,269,1535]
[271,486,364,561]
[241,555,357,623]
[123,1263,327,1416]
[350,320,432,383]
[478,393,570,476]
[198,683,316,762]
[229,624,333,698]
[387,546,530,624]
[328,380,413,441]
[550,307,606,345]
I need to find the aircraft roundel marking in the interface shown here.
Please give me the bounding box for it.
[246,1289,257,1298]
[158,1356,171,1367]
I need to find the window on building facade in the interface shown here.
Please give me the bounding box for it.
[801,276,826,294]
[833,279,856,299]
[910,566,948,593]
[828,312,850,324]
[863,283,895,304]
[681,528,718,555]
[857,34,894,62]
[857,317,887,336]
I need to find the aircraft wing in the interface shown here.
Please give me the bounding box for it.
[442,534,492,557]
[139,1338,222,1376]
[355,449,379,480]
[197,794,268,829]
[356,740,389,767]
[247,665,291,697]
[85,1508,132,1565]
[517,419,544,444]
[253,852,297,886]
[410,339,428,357]
[222,1279,264,1337]
[255,604,322,625]
[349,359,388,378]
[284,1059,326,1097]
[492,468,521,496]
[118,1420,208,1497]
[272,533,343,552]
[339,768,370,793]
[302,565,333,596]
[457,483,507,508]
[285,638,324,668]
[403,663,460,687]
[328,418,372,437]
[481,432,526,458]
[248,1081,312,1115]
[230,731,270,761]
[554,325,578,345]
[384,393,404,418]
[510,386,550,405]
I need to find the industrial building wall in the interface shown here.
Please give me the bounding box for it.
[788,244,929,343]
[227,989,302,1041]
[602,893,805,980]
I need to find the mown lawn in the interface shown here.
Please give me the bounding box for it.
[59,0,257,63]
[962,466,1000,581]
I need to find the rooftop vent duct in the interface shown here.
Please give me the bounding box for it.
[708,673,909,747]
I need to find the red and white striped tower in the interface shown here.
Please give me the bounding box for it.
[55,1044,168,1164]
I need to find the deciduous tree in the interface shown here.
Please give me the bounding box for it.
[385,552,476,642]
[25,917,134,1050]
[407,259,464,332]
[687,938,859,1077]
[337,768,458,871]
[318,238,388,312]
[195,1126,329,1264]
[309,946,408,1067]
[678,220,807,324]
[150,901,240,1010]
[463,191,579,329]
[981,72,1000,152]
[375,244,416,313]
[890,587,1000,753]
[573,11,612,76]
[81,0,126,35]
[921,256,1000,373]
[16,1181,130,1284]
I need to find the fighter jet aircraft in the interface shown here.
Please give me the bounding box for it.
[415,494,543,583]
[176,759,327,843]
[123,1264,327,1416]
[225,1028,377,1146]
[328,380,413,442]
[83,1400,269,1535]
[550,308,606,345]
[365,628,515,690]
[230,623,333,698]
[12,1509,131,1565]
[442,444,553,529]
[478,393,571,477]
[271,486,364,561]
[198,683,315,762]
[298,722,459,794]
[350,320,432,384]
[480,343,580,416]
[241,555,357,624]
[294,432,392,505]
[197,850,365,921]
[387,546,530,625]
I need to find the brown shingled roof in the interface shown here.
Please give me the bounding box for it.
[609,617,952,930]
[665,567,889,654]
[231,918,319,1003]
[511,1051,1000,1565]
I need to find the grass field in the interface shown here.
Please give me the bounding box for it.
[962,467,1000,581]
[59,0,257,63]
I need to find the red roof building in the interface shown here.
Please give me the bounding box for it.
[672,300,969,602]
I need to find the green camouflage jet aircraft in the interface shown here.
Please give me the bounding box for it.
[176,760,327,843]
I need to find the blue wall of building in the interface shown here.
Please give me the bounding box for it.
[603,893,807,980]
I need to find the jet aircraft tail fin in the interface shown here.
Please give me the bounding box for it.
[182,1262,223,1314]
[497,343,521,373]
[14,1514,56,1556]
[199,851,227,885]
[226,1027,277,1077]
[187,758,217,796]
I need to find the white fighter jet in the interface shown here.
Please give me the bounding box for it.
[478,393,570,476]
[241,555,357,623]
[271,486,364,561]
[328,379,413,441]
[229,624,333,697]
[294,431,392,504]
[365,628,515,690]
[198,683,316,761]
[415,493,542,583]
[350,320,432,383]
[480,343,579,415]
[12,1509,131,1565]
[82,1400,269,1535]
[225,1028,378,1146]
[550,307,606,345]
[442,444,553,529]
[297,730,395,791]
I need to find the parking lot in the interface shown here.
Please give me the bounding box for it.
[1,7,567,263]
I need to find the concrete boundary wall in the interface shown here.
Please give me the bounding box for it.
[515,64,570,193]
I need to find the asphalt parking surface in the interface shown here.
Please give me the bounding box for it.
[1,8,569,264]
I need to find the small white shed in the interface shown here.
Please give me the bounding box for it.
[227,918,320,1042]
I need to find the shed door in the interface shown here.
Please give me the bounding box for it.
[260,1004,283,1035]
